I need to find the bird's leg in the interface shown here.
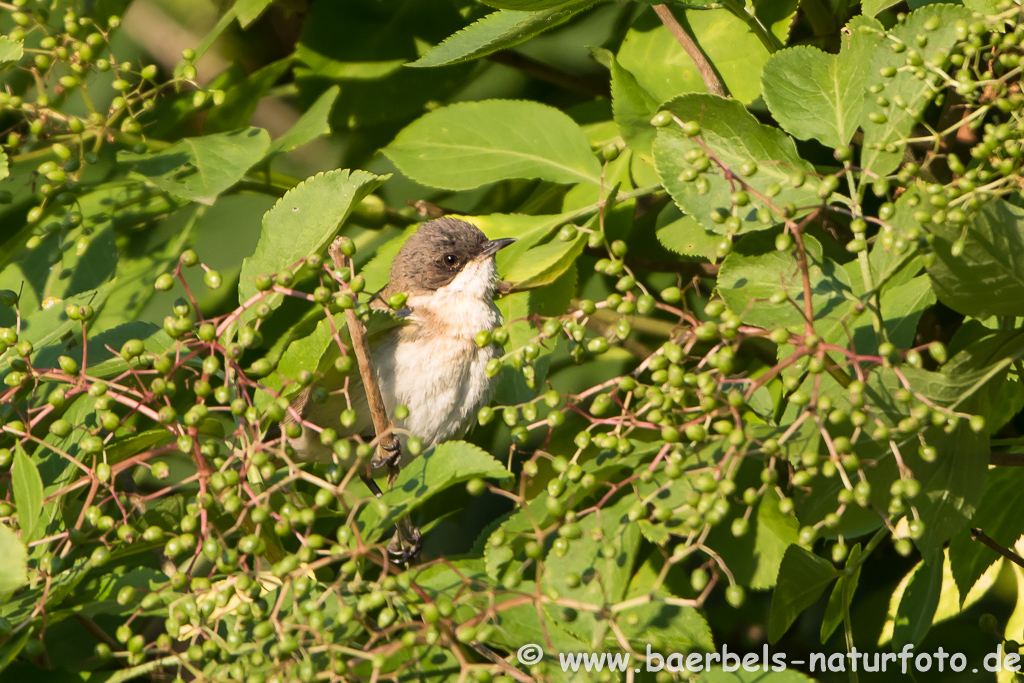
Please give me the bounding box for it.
[387,517,422,563]
[359,466,422,564]
[370,435,402,469]
[359,472,384,499]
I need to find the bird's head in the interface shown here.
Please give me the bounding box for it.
[388,217,515,300]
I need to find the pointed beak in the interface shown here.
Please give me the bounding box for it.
[480,237,516,258]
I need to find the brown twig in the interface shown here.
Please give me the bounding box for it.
[328,238,421,562]
[328,240,401,472]
[971,528,1024,570]
[651,5,726,97]
[468,642,536,683]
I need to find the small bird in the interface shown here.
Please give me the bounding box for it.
[284,217,515,467]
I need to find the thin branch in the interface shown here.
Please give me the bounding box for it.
[468,642,536,683]
[651,5,726,97]
[971,528,1024,570]
[328,240,401,472]
[328,238,421,562]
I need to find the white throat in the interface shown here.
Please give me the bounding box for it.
[406,258,501,339]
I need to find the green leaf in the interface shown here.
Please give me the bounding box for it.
[257,312,347,410]
[915,423,989,562]
[863,0,901,15]
[892,558,943,649]
[0,35,24,65]
[655,203,719,262]
[238,168,388,321]
[949,468,1024,605]
[751,489,801,589]
[502,230,587,289]
[821,544,862,643]
[653,95,818,235]
[611,56,659,160]
[358,441,513,540]
[543,496,640,638]
[718,234,853,333]
[0,523,27,602]
[761,24,876,149]
[0,150,7,182]
[411,4,596,68]
[622,555,715,652]
[768,545,840,643]
[860,5,972,176]
[385,100,602,190]
[235,0,274,26]
[927,199,1024,318]
[617,6,775,105]
[118,127,271,204]
[265,86,339,159]
[12,446,44,544]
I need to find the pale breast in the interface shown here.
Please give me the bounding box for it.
[373,291,503,457]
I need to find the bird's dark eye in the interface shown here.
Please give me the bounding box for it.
[443,253,459,268]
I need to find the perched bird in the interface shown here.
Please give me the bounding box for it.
[284,217,515,467]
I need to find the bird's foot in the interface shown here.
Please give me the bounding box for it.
[387,521,422,564]
[371,437,402,470]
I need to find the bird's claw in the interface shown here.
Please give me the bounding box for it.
[387,523,422,563]
[371,438,402,469]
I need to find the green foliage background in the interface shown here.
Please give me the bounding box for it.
[2,0,1024,681]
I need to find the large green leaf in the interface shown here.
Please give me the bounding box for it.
[411,3,597,68]
[0,523,27,602]
[653,95,818,235]
[119,127,271,204]
[761,21,878,149]
[717,235,854,333]
[385,100,602,190]
[0,36,23,65]
[948,468,1024,605]
[235,0,274,26]
[543,495,640,638]
[502,230,587,289]
[238,169,388,321]
[712,488,800,591]
[12,446,43,544]
[768,545,840,643]
[610,56,659,162]
[863,0,901,15]
[821,544,862,643]
[257,312,347,411]
[655,203,719,262]
[860,5,972,176]
[927,199,1024,318]
[893,558,943,649]
[912,423,988,561]
[358,441,513,540]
